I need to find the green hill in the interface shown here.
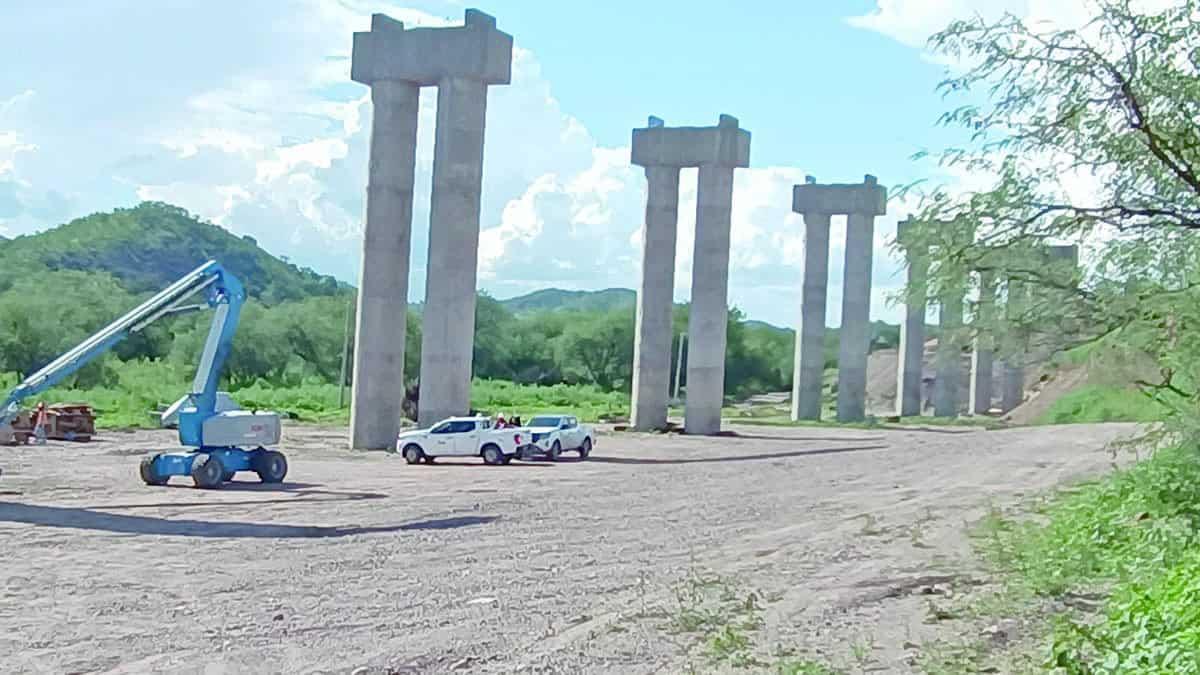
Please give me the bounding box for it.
[0,202,345,304]
[744,319,790,334]
[500,287,635,314]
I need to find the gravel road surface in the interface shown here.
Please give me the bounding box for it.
[0,422,1135,674]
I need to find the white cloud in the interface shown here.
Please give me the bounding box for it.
[848,0,1179,55]
[0,1,920,326]
[847,0,1028,49]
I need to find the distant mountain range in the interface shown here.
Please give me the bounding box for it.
[499,287,635,314]
[2,203,898,336]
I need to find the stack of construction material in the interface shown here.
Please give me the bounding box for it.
[47,403,95,441]
[9,403,95,443]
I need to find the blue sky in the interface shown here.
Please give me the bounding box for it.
[0,0,1069,326]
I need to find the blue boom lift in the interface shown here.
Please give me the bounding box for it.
[0,260,287,489]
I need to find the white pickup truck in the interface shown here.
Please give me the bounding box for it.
[396,416,525,465]
[517,414,595,461]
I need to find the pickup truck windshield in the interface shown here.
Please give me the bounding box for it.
[528,416,562,427]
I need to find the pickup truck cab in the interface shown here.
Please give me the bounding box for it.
[519,414,595,461]
[396,417,524,466]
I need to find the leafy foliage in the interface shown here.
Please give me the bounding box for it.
[1036,384,1165,425]
[909,3,1200,671]
[977,446,1200,672]
[906,0,1200,421]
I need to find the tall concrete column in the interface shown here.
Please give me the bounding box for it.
[349,9,512,437]
[418,76,490,426]
[969,270,997,415]
[348,16,421,450]
[1000,278,1027,413]
[836,211,876,422]
[685,164,736,435]
[791,211,831,421]
[630,164,681,430]
[896,218,926,418]
[933,284,966,417]
[629,114,750,436]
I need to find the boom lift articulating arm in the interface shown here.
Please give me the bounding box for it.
[1,260,287,488]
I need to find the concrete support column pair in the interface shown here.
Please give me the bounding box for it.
[997,245,1079,413]
[895,217,977,419]
[348,10,513,448]
[629,115,751,435]
[790,176,887,423]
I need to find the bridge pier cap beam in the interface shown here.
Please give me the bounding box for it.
[791,174,887,218]
[351,10,513,88]
[631,114,751,169]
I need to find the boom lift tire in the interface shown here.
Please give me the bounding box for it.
[191,453,224,489]
[253,449,288,483]
[139,454,168,486]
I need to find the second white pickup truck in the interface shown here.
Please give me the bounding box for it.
[396,416,524,465]
[518,414,595,461]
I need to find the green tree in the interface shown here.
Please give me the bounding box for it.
[556,308,634,391]
[911,0,1200,426]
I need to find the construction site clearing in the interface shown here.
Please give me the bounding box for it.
[0,420,1134,674]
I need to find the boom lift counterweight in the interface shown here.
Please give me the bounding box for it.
[1,260,286,488]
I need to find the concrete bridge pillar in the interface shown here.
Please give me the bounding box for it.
[349,9,513,442]
[790,176,887,422]
[969,270,998,415]
[629,115,751,434]
[896,217,927,417]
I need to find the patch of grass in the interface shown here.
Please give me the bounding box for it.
[665,570,768,669]
[976,446,1200,596]
[470,378,627,422]
[966,445,1200,672]
[2,363,631,429]
[776,659,844,675]
[1035,384,1165,425]
[916,638,990,675]
[1048,549,1200,673]
[661,569,847,673]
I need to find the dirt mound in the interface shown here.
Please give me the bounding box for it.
[1003,364,1089,425]
[865,339,980,416]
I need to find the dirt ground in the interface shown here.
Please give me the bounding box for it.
[0,421,1136,674]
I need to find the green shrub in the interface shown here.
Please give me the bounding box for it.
[1037,385,1166,425]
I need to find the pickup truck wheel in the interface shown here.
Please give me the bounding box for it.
[481,444,505,466]
[548,440,562,461]
[402,444,424,465]
[579,437,592,458]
